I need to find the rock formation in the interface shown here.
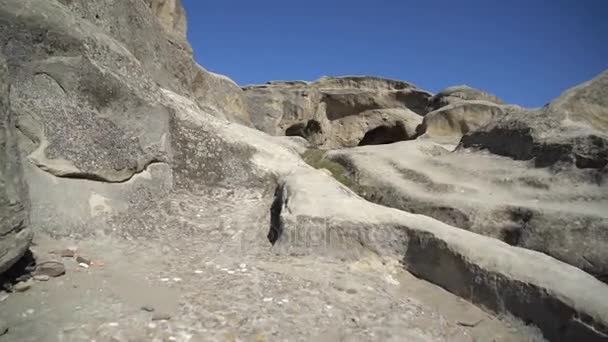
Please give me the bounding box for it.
[462,71,608,169]
[243,76,431,148]
[426,85,503,112]
[0,53,32,274]
[0,0,607,341]
[327,139,608,281]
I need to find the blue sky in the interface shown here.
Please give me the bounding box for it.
[182,0,607,108]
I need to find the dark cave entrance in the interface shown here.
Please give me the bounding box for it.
[358,121,409,146]
[285,119,322,140]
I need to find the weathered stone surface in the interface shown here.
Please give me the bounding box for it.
[461,71,608,169]
[45,0,249,125]
[1,1,606,341]
[417,100,511,142]
[0,0,179,236]
[327,139,608,281]
[160,89,305,193]
[272,168,608,341]
[243,76,431,148]
[0,53,32,274]
[146,0,187,41]
[191,66,252,125]
[13,279,33,292]
[427,85,503,112]
[33,260,66,278]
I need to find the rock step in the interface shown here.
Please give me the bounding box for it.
[273,169,608,341]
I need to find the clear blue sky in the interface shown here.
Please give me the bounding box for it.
[182,0,607,108]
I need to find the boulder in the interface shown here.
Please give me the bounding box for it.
[0,53,32,274]
[243,76,431,148]
[417,100,510,142]
[461,71,608,169]
[427,85,503,112]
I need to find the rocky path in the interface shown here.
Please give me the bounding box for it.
[0,189,543,341]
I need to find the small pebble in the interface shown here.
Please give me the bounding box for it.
[141,306,155,312]
[108,322,119,327]
[90,260,105,267]
[262,297,273,302]
[346,288,358,294]
[147,323,157,329]
[33,275,50,282]
[227,270,235,274]
[26,309,35,315]
[172,277,182,282]
[14,280,33,293]
[194,270,203,274]
[239,263,247,269]
[151,313,171,321]
[160,278,170,282]
[282,298,289,303]
[79,263,89,269]
[76,256,91,265]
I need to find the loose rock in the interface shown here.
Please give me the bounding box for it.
[14,280,33,293]
[151,313,171,321]
[141,306,155,312]
[90,260,105,268]
[33,261,66,278]
[33,275,50,282]
[15,274,30,282]
[76,256,91,265]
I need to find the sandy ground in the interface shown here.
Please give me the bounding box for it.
[0,189,544,342]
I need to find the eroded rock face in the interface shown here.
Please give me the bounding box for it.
[51,0,249,125]
[146,0,187,41]
[0,0,257,237]
[461,71,608,169]
[273,168,608,341]
[243,76,431,148]
[191,67,252,126]
[417,100,511,142]
[415,85,520,143]
[0,54,32,274]
[1,1,607,341]
[427,85,503,112]
[327,138,608,281]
